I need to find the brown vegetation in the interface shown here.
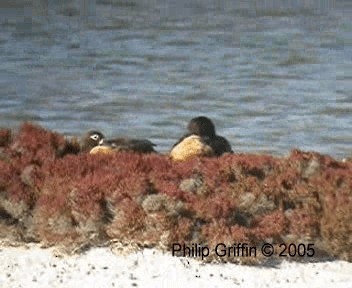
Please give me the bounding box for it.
[0,123,351,263]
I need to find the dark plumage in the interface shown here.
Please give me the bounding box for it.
[187,116,216,138]
[0,128,11,147]
[56,137,81,157]
[172,116,233,159]
[100,137,156,153]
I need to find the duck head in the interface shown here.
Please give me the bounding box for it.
[187,116,216,138]
[81,130,105,152]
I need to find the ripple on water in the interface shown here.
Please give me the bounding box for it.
[0,0,351,158]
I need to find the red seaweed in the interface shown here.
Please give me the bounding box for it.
[0,123,350,262]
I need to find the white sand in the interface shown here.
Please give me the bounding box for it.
[0,244,351,288]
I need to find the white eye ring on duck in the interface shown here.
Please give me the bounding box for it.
[90,134,101,141]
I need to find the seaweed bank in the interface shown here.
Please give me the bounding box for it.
[0,123,351,265]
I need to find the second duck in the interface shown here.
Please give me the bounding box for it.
[90,133,156,154]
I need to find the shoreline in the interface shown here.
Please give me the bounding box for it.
[0,243,351,288]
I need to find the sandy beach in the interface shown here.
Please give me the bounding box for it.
[0,244,351,288]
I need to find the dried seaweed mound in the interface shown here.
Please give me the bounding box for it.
[0,123,351,263]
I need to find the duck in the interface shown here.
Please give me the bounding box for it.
[84,129,156,154]
[170,116,232,161]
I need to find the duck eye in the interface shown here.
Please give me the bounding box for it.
[90,134,100,141]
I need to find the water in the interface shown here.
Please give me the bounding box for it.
[0,0,351,158]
